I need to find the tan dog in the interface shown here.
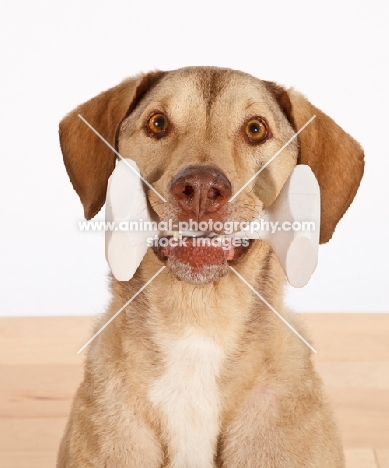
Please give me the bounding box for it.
[57,67,364,467]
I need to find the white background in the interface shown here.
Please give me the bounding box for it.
[1,0,388,316]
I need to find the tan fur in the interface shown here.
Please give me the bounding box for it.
[57,67,364,467]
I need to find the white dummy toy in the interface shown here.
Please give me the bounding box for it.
[105,160,320,288]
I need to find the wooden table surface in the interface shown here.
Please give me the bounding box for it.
[1,314,388,468]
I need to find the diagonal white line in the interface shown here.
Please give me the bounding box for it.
[229,266,317,353]
[77,266,166,354]
[78,114,167,203]
[229,115,316,203]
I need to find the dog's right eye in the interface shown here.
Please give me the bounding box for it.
[147,113,169,137]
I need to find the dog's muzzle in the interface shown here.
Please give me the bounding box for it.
[153,165,251,284]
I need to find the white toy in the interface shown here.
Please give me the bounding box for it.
[243,165,320,287]
[105,159,320,287]
[105,160,156,281]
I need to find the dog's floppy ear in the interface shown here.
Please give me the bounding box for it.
[59,71,166,219]
[266,82,364,243]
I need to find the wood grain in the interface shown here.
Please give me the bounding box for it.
[376,450,389,468]
[0,314,388,468]
[344,449,378,468]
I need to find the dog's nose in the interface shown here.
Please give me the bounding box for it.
[170,165,232,219]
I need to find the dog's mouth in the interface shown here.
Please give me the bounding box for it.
[152,231,252,284]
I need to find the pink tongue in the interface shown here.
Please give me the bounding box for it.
[223,246,235,261]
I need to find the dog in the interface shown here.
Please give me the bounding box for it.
[57,67,364,467]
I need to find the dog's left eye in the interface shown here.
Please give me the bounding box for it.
[147,113,169,136]
[245,117,268,143]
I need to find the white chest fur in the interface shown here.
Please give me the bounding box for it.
[149,333,224,468]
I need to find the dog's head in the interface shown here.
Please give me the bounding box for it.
[60,67,364,284]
